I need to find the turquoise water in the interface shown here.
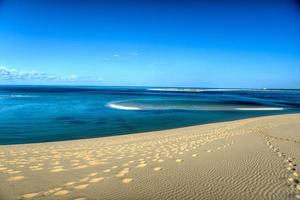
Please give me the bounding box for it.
[0,85,299,145]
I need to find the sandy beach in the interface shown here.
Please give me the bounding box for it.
[0,114,300,200]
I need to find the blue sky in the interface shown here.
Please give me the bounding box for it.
[0,0,299,88]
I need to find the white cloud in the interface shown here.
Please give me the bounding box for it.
[90,77,103,81]
[0,66,53,81]
[0,66,103,84]
[68,75,78,81]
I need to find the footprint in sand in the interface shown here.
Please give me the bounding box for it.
[8,170,22,174]
[0,167,7,171]
[285,158,294,164]
[122,178,133,184]
[8,176,25,181]
[53,190,70,196]
[50,168,65,173]
[74,165,88,169]
[116,168,130,177]
[192,154,197,157]
[287,167,295,171]
[75,184,89,190]
[21,192,39,199]
[116,173,125,177]
[88,161,100,166]
[136,163,147,168]
[175,159,183,163]
[89,177,104,183]
[64,181,76,186]
[288,177,299,184]
[289,163,297,168]
[79,177,90,182]
[31,168,43,171]
[88,172,98,177]
[43,187,62,196]
[154,167,162,171]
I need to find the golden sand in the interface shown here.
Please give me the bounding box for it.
[0,114,300,200]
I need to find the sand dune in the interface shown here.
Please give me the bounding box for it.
[0,114,300,200]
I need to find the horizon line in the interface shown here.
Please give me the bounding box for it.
[0,84,299,90]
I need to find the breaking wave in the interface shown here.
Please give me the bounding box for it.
[107,99,285,111]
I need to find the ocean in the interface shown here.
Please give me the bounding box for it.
[0,85,299,145]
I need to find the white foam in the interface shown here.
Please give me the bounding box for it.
[235,107,284,111]
[0,95,38,98]
[108,103,141,110]
[147,88,244,92]
[147,88,206,92]
[108,100,286,111]
[146,88,290,93]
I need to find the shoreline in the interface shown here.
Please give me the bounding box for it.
[1,112,298,147]
[1,113,300,199]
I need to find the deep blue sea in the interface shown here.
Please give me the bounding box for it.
[0,85,299,145]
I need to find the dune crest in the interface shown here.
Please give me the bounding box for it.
[0,114,300,200]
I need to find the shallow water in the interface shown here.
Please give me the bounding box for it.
[0,85,299,144]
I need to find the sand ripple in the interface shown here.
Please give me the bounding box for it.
[0,114,299,199]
